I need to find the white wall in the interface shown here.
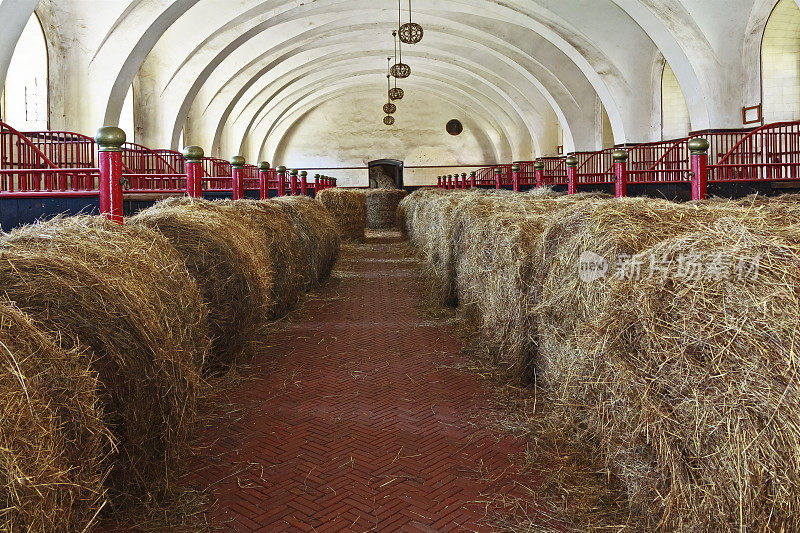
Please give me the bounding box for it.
[271,89,497,187]
[2,14,48,130]
[762,0,800,122]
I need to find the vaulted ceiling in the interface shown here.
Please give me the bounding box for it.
[0,0,791,165]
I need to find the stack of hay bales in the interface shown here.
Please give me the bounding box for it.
[403,190,800,529]
[0,300,110,531]
[272,196,340,288]
[130,197,272,368]
[317,188,367,240]
[219,199,304,318]
[0,216,208,498]
[365,188,408,229]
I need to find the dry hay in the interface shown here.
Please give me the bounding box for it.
[0,216,207,499]
[583,220,800,530]
[219,199,304,317]
[271,196,340,288]
[0,300,111,531]
[525,186,564,198]
[316,188,367,240]
[365,188,408,229]
[396,188,449,240]
[451,195,600,376]
[130,197,273,368]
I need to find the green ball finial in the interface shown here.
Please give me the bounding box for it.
[95,126,126,152]
[565,156,579,167]
[511,164,521,172]
[290,169,298,176]
[533,161,544,170]
[688,138,710,154]
[612,149,629,162]
[231,155,245,168]
[314,174,320,179]
[300,171,307,177]
[276,166,286,173]
[494,167,503,174]
[259,161,270,171]
[183,145,204,161]
[470,171,476,177]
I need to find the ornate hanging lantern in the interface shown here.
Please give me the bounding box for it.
[383,74,397,114]
[383,115,395,126]
[390,30,410,79]
[387,57,404,101]
[399,0,423,44]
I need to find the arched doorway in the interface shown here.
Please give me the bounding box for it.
[1,13,48,130]
[762,0,800,123]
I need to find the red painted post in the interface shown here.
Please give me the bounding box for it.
[469,171,476,188]
[534,161,544,188]
[313,174,320,194]
[183,145,204,198]
[300,170,308,196]
[512,163,521,192]
[613,149,628,198]
[689,138,709,201]
[290,169,299,196]
[566,156,578,195]
[437,176,441,188]
[231,155,245,200]
[494,167,502,189]
[95,126,126,224]
[461,173,467,189]
[276,166,286,196]
[258,161,270,199]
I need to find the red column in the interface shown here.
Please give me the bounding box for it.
[494,168,502,189]
[313,174,320,194]
[512,164,521,192]
[231,156,245,200]
[276,166,286,196]
[183,146,204,198]
[566,156,578,195]
[290,169,299,195]
[447,174,453,189]
[613,149,628,198]
[470,171,476,188]
[689,138,709,201]
[95,126,126,224]
[437,176,441,188]
[461,173,467,189]
[534,161,544,188]
[300,171,308,196]
[258,162,270,199]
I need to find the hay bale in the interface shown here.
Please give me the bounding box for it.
[366,189,408,229]
[316,188,367,240]
[585,221,800,530]
[450,195,591,374]
[0,300,111,531]
[0,216,206,498]
[130,197,272,368]
[396,188,448,240]
[271,196,340,288]
[219,199,304,317]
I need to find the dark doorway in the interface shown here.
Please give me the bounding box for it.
[369,159,404,188]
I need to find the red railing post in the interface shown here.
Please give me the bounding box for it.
[512,163,521,192]
[470,171,476,188]
[461,172,467,189]
[437,176,441,188]
[613,149,628,198]
[313,174,320,194]
[494,167,502,189]
[231,155,245,200]
[300,170,308,196]
[290,169,299,195]
[689,138,709,200]
[445,174,450,190]
[183,145,204,198]
[534,161,544,188]
[276,166,286,196]
[566,156,578,195]
[95,126,125,224]
[258,161,270,199]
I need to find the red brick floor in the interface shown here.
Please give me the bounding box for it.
[180,231,548,531]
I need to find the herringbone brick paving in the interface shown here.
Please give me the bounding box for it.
[180,231,551,531]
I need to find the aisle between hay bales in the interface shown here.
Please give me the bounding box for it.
[180,230,550,531]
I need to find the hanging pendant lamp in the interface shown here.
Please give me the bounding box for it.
[390,30,411,79]
[399,0,423,44]
[387,56,404,101]
[383,74,397,115]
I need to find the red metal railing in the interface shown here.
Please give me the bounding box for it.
[709,121,800,182]
[21,130,96,168]
[540,157,567,186]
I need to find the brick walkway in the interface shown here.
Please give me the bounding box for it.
[182,231,545,531]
